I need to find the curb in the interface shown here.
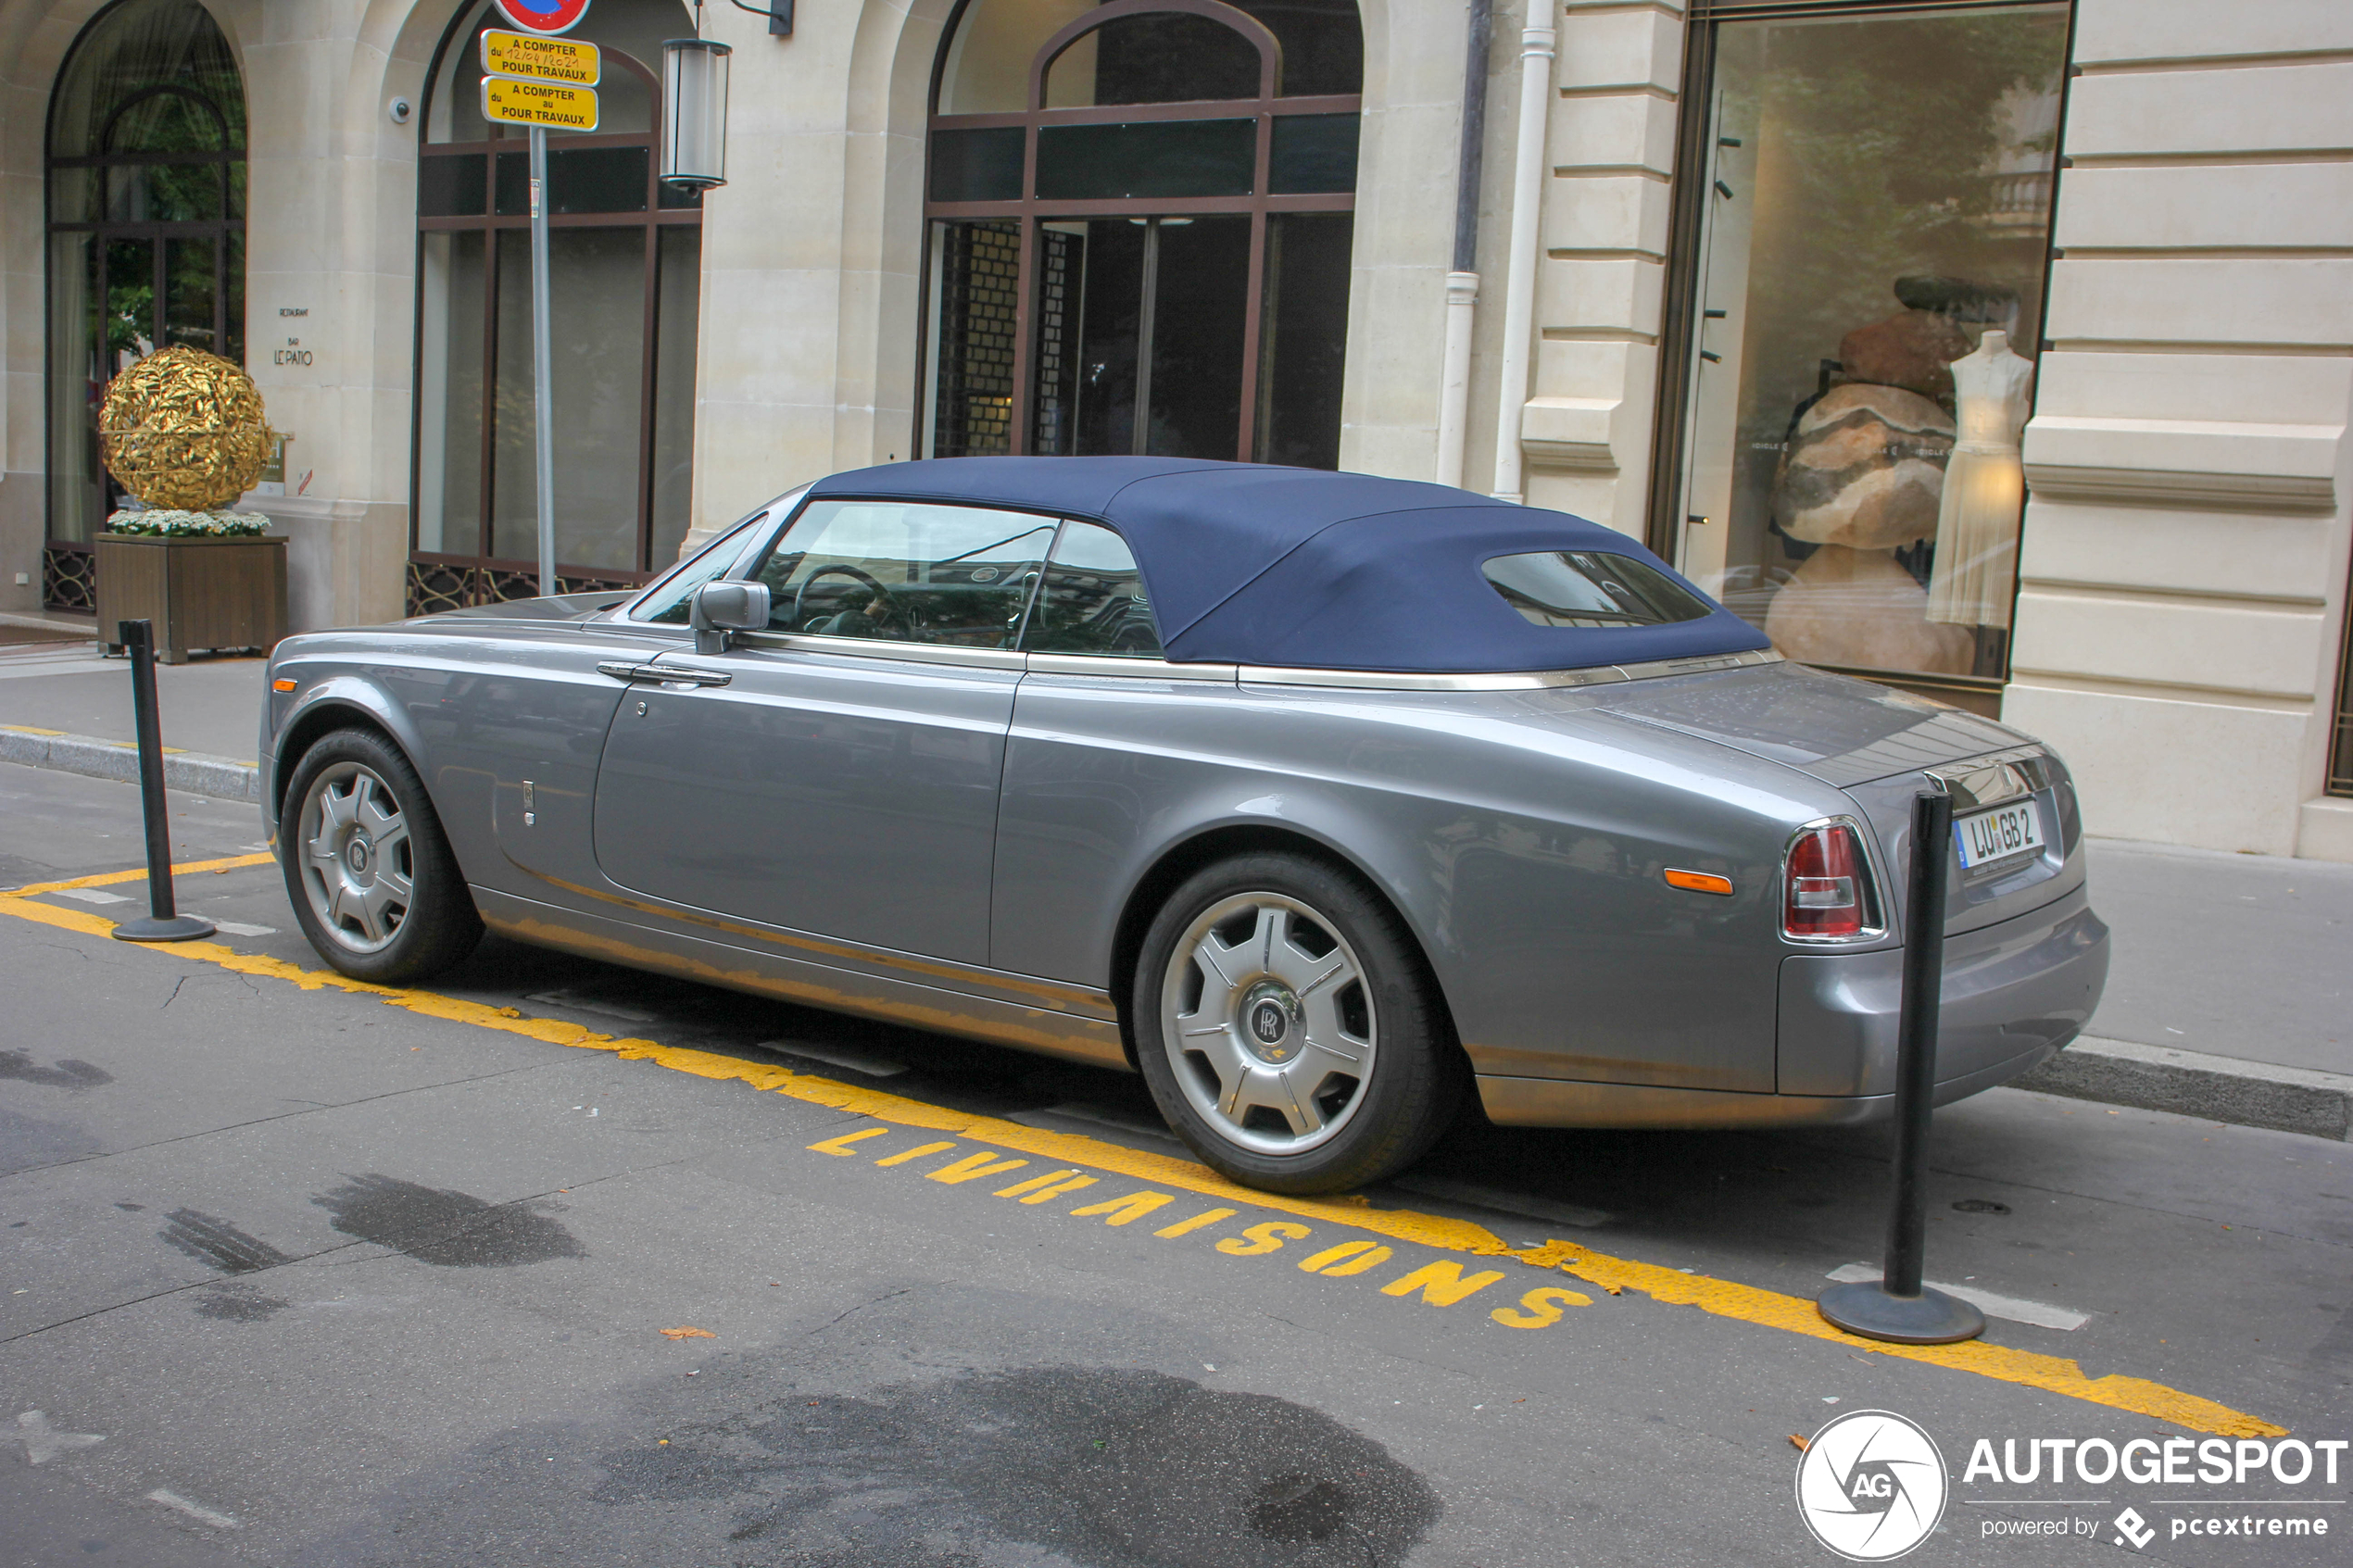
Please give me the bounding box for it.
[0,724,261,805]
[2016,1035,2351,1142]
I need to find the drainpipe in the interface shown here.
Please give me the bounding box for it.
[1435,0,1493,490]
[1489,18,1555,504]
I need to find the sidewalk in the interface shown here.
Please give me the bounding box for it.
[0,637,266,760]
[1,632,2345,1137]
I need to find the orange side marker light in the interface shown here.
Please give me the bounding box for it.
[271,678,297,692]
[1663,868,1734,896]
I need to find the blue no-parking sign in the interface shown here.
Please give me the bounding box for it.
[493,0,593,36]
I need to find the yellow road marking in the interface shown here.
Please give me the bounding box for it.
[1153,1207,1238,1238]
[5,852,274,897]
[1492,1286,1593,1329]
[925,1151,1029,1185]
[875,1140,957,1168]
[1299,1240,1382,1273]
[1383,1261,1510,1307]
[1071,1192,1174,1225]
[0,879,2286,1437]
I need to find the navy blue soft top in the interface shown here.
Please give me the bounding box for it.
[804,458,1771,673]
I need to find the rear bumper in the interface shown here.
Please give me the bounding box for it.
[1475,887,2108,1130]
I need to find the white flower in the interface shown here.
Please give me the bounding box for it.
[106,508,269,538]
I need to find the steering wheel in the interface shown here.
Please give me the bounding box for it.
[792,563,908,635]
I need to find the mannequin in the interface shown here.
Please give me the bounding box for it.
[1926,329,2034,629]
[1762,381,1973,676]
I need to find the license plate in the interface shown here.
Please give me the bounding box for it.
[1955,799,2045,869]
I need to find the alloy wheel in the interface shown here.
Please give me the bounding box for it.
[1159,892,1377,1156]
[296,761,415,954]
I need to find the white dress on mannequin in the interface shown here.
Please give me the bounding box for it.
[1926,330,2034,629]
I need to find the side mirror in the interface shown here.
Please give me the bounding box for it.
[689,581,771,655]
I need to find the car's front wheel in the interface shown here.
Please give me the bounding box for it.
[281,728,482,984]
[1132,852,1461,1194]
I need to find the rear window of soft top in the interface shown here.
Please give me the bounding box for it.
[1480,551,1713,629]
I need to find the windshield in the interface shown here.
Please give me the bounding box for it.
[625,487,808,623]
[1481,551,1714,630]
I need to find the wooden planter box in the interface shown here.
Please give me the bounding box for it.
[94,532,287,664]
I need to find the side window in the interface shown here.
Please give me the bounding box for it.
[1021,521,1163,658]
[753,501,1057,649]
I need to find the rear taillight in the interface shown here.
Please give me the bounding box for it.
[1784,824,1869,939]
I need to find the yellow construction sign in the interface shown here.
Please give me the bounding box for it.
[481,28,599,85]
[482,76,599,132]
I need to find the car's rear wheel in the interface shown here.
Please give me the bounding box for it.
[1132,852,1461,1194]
[282,728,482,984]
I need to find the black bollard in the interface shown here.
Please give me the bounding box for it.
[1816,789,1984,1345]
[109,620,216,945]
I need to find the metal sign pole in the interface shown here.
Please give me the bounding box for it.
[1816,789,1985,1345]
[529,122,557,596]
[111,619,214,944]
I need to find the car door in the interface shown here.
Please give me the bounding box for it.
[590,497,1059,967]
[422,506,786,902]
[991,520,1218,985]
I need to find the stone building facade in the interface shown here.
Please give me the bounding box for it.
[1,0,2347,859]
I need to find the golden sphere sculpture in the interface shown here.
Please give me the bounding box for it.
[99,345,273,512]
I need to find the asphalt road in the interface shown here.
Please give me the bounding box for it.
[2,758,2347,1567]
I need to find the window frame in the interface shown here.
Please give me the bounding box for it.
[42,0,250,608]
[1643,0,2078,708]
[919,0,1361,461]
[406,0,705,615]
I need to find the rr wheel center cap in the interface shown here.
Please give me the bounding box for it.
[1239,981,1302,1063]
[344,834,372,877]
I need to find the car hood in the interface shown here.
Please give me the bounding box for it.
[407,591,633,627]
[1588,659,2030,786]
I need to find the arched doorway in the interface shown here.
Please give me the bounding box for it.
[923,0,1361,467]
[43,0,247,611]
[408,0,704,613]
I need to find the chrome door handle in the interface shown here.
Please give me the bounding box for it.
[596,661,733,687]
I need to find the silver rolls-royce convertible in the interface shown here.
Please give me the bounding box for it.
[261,458,2107,1194]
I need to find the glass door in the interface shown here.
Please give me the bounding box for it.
[923,1,1363,468]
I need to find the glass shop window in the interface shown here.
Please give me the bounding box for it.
[1669,5,2068,688]
[409,0,702,614]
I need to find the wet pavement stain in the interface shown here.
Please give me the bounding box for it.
[0,1049,112,1090]
[313,1174,585,1267]
[160,1209,294,1273]
[195,1283,292,1323]
[597,1365,1440,1567]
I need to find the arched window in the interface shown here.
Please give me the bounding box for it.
[408,0,703,613]
[924,0,1362,467]
[44,0,247,610]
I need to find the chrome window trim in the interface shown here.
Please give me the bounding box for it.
[1779,813,1893,947]
[1235,646,1782,692]
[726,629,1032,671]
[1026,652,1238,683]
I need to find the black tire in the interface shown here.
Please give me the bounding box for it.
[280,727,483,984]
[1131,851,1463,1194]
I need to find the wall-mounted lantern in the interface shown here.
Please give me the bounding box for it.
[660,36,732,189]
